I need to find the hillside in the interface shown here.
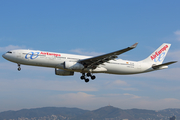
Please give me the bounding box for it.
[0,106,179,120]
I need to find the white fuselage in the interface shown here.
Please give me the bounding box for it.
[2,49,156,75]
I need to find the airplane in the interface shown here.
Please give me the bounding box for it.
[2,43,177,83]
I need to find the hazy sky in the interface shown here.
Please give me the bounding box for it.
[1,0,180,112]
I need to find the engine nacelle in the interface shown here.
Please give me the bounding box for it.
[55,68,74,76]
[64,61,84,70]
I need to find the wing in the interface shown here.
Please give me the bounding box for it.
[79,42,138,69]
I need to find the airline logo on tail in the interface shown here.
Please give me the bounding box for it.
[151,45,168,62]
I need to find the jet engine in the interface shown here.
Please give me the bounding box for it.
[55,68,74,76]
[64,61,84,70]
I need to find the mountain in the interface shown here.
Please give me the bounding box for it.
[0,107,88,120]
[0,106,179,120]
[73,106,127,120]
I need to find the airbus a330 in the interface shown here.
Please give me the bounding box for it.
[2,43,177,83]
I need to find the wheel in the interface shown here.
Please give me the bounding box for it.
[91,75,96,80]
[80,76,85,80]
[18,67,21,71]
[85,78,89,83]
[87,73,91,77]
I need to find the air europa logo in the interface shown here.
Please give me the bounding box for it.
[151,45,168,61]
[25,52,40,59]
[40,52,61,57]
[25,52,61,60]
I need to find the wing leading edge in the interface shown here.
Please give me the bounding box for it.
[79,42,138,69]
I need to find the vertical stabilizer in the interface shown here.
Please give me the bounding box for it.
[141,43,171,65]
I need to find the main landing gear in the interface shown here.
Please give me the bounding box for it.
[80,73,96,83]
[17,64,21,71]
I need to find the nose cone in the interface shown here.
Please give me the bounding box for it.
[2,53,6,59]
[2,53,8,60]
[2,52,14,62]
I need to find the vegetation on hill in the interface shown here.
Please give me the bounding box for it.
[0,106,179,120]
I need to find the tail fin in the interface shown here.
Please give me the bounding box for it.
[141,43,171,65]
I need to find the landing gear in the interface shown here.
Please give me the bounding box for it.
[85,78,89,83]
[87,72,91,77]
[18,67,21,71]
[80,76,85,80]
[17,64,21,71]
[91,75,96,80]
[80,72,96,83]
[87,72,96,80]
[80,73,85,80]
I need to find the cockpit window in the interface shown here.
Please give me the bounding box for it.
[7,51,12,53]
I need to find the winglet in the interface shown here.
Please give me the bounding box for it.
[130,42,138,48]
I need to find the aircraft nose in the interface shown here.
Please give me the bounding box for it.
[2,53,6,59]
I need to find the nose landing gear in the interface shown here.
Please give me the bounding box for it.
[80,72,96,83]
[17,64,21,71]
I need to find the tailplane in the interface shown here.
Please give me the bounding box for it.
[141,43,171,65]
[152,61,177,69]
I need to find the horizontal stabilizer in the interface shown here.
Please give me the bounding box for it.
[152,61,177,69]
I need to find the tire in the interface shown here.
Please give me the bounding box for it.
[18,68,21,71]
[81,76,85,80]
[85,78,89,83]
[91,75,96,80]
